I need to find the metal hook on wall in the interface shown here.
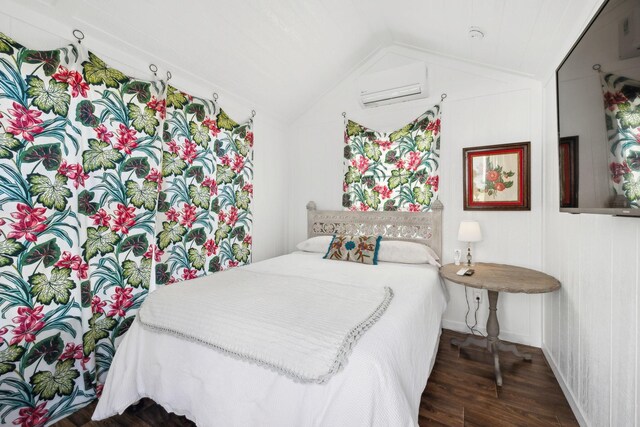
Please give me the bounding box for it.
[72,29,85,44]
[251,110,256,118]
[440,93,447,102]
[592,63,602,71]
[342,112,347,118]
[213,92,219,102]
[149,64,158,77]
[166,71,172,81]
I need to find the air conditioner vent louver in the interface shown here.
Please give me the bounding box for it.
[357,62,428,108]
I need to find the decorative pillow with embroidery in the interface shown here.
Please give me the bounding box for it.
[324,235,382,265]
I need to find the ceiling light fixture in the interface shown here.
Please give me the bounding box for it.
[469,26,484,40]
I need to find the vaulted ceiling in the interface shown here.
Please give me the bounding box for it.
[10,0,603,121]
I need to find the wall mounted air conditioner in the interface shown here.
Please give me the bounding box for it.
[357,62,428,108]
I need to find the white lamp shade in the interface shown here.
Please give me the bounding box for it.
[458,220,482,242]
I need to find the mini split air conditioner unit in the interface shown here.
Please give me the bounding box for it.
[357,62,428,108]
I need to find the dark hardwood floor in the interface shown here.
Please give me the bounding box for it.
[53,329,577,427]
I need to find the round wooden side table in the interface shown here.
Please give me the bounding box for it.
[439,263,560,386]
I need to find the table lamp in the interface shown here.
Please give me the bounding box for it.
[458,220,482,266]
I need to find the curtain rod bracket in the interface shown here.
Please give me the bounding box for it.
[73,29,85,44]
[441,93,447,101]
[149,64,158,77]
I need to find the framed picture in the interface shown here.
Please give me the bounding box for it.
[463,142,530,210]
[558,136,579,208]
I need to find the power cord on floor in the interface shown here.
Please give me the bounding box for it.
[464,287,485,337]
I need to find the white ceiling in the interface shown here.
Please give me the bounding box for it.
[12,0,604,121]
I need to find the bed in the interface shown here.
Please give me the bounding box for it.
[93,201,447,426]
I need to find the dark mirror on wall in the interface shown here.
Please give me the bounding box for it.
[557,0,640,216]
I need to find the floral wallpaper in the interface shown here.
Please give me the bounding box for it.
[602,72,640,208]
[155,87,253,285]
[0,31,253,426]
[342,105,441,212]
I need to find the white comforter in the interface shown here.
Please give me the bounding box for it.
[93,252,447,426]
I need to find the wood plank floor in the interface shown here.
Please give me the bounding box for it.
[53,329,577,426]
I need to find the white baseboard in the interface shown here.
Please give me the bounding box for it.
[442,319,538,347]
[541,345,589,427]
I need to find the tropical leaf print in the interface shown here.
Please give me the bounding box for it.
[601,73,640,208]
[82,52,128,88]
[28,173,72,210]
[82,139,123,172]
[156,90,253,283]
[343,106,441,211]
[27,75,71,116]
[29,267,75,304]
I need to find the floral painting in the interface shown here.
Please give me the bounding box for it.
[463,142,530,210]
[601,73,640,208]
[155,87,253,285]
[342,105,441,212]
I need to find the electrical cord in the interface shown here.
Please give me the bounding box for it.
[464,287,485,337]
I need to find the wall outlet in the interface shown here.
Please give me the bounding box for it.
[472,289,483,304]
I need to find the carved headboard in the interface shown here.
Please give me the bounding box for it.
[306,200,444,259]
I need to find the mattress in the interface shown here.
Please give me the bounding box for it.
[93,251,447,426]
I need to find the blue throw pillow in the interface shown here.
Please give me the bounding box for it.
[323,235,382,265]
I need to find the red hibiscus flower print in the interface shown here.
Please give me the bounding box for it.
[143,244,164,262]
[604,91,628,111]
[426,118,441,135]
[407,151,422,171]
[166,139,180,154]
[90,208,110,227]
[227,206,239,226]
[0,326,8,345]
[8,203,47,242]
[245,131,254,147]
[55,251,89,279]
[114,124,138,154]
[202,117,221,136]
[374,139,392,150]
[243,235,252,245]
[182,268,198,280]
[147,96,166,119]
[220,155,231,166]
[95,384,104,398]
[13,402,49,427]
[108,287,133,318]
[242,183,253,196]
[91,296,106,314]
[426,175,439,192]
[6,102,44,142]
[111,204,136,234]
[231,155,245,174]
[610,161,631,184]
[203,239,218,256]
[94,124,114,143]
[10,306,45,345]
[408,203,421,212]
[486,170,500,182]
[359,202,370,211]
[52,66,89,98]
[351,155,369,174]
[59,342,90,369]
[227,260,239,268]
[180,139,197,164]
[395,159,406,169]
[57,161,89,188]
[218,210,226,223]
[166,207,180,222]
[180,204,197,228]
[202,177,218,196]
[373,185,392,199]
[146,168,163,190]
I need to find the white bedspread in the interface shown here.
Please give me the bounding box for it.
[138,269,393,383]
[93,252,447,426]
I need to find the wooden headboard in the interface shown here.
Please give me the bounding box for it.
[306,200,444,259]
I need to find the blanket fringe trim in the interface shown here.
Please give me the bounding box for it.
[137,286,394,384]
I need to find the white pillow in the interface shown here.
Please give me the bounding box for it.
[296,236,333,253]
[377,240,441,267]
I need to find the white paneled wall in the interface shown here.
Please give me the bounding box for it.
[0,10,290,263]
[542,78,640,426]
[288,45,545,346]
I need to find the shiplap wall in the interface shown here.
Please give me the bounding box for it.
[287,45,545,346]
[0,8,290,263]
[542,77,640,426]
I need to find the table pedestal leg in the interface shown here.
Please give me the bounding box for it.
[450,290,530,386]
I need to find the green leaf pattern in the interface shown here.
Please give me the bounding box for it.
[343,106,441,211]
